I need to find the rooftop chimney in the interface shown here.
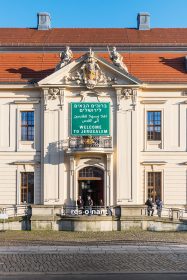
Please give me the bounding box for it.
[137,12,150,30]
[37,12,51,30]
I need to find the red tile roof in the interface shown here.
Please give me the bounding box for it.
[1,28,187,46]
[0,52,186,84]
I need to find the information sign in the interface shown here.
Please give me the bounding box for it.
[71,102,110,136]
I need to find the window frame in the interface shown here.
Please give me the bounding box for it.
[147,171,162,203]
[20,111,35,142]
[147,111,161,141]
[20,172,34,204]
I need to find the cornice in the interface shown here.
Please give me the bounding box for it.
[1,45,187,53]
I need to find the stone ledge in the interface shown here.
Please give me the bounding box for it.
[60,215,114,221]
[31,215,60,221]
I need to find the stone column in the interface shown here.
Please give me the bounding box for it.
[114,87,138,205]
[42,87,63,204]
[115,88,122,204]
[69,155,75,205]
[58,88,65,204]
[42,88,49,203]
[130,89,138,203]
[106,153,112,206]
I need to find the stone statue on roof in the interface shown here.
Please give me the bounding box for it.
[110,47,128,72]
[55,46,73,71]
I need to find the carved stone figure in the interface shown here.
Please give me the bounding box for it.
[110,47,128,72]
[55,46,73,70]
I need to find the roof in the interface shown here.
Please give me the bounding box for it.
[1,28,187,46]
[0,52,186,84]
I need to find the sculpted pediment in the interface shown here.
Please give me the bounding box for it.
[38,49,142,88]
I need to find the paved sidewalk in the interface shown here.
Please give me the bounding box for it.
[0,244,186,254]
[0,244,186,274]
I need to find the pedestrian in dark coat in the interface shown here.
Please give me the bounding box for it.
[145,197,154,216]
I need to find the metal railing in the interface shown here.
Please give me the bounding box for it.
[61,205,113,216]
[179,209,187,219]
[68,136,112,149]
[0,205,31,218]
[143,206,172,218]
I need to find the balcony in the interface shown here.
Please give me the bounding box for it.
[64,136,112,153]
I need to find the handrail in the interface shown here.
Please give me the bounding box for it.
[0,205,31,218]
[179,209,187,219]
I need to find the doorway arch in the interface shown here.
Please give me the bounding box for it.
[78,166,104,206]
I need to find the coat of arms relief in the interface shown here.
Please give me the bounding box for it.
[63,49,117,89]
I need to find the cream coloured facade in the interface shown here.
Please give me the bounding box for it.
[0,12,187,212]
[0,51,187,209]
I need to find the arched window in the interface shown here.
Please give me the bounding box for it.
[79,167,103,179]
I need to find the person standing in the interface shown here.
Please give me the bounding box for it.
[86,195,93,215]
[156,197,163,218]
[77,195,84,215]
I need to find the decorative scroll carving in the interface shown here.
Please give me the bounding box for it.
[48,88,59,100]
[79,90,104,102]
[122,88,137,110]
[43,88,65,110]
[116,88,138,111]
[116,90,122,111]
[59,89,65,110]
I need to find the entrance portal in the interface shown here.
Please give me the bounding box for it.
[78,166,104,206]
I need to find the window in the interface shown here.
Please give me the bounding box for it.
[79,167,103,179]
[147,111,161,140]
[147,172,161,202]
[21,172,34,204]
[21,111,34,141]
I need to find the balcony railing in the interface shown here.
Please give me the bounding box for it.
[68,136,112,149]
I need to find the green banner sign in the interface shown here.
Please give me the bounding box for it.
[71,102,110,136]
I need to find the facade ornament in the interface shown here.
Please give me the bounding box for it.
[122,88,137,110]
[43,88,63,110]
[110,47,128,72]
[115,88,138,111]
[106,154,111,176]
[123,88,132,99]
[79,90,104,102]
[116,88,123,111]
[55,46,73,71]
[48,88,60,100]
[44,89,49,111]
[81,49,102,89]
[59,89,65,110]
[70,156,74,176]
[63,50,117,88]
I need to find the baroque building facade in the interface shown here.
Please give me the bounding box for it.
[0,13,187,210]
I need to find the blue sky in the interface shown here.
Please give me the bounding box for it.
[1,0,187,28]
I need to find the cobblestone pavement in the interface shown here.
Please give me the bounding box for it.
[0,273,187,280]
[0,245,186,274]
